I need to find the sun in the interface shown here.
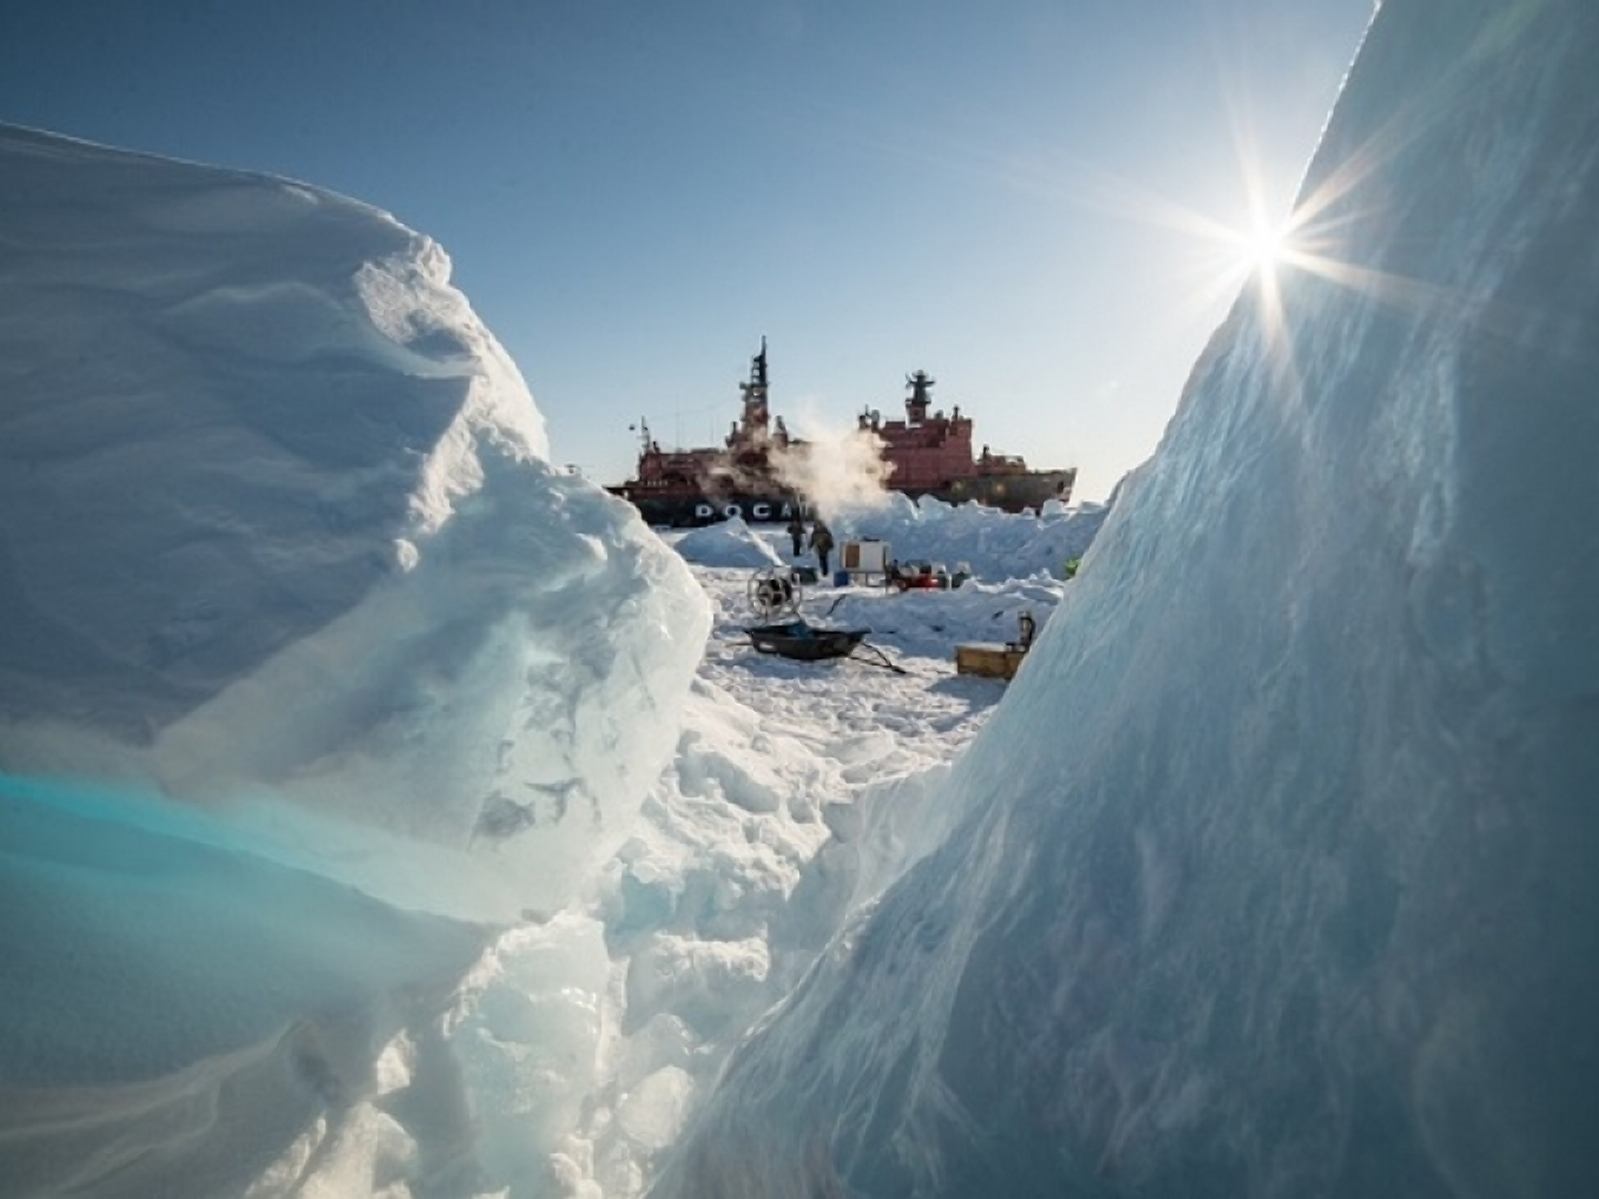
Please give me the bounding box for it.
[1227,200,1305,280]
[1240,216,1292,272]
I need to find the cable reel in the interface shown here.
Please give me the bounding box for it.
[748,566,803,621]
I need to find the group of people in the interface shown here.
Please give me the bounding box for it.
[787,513,835,575]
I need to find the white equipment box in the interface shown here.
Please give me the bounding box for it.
[841,539,890,581]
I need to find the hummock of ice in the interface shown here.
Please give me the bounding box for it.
[0,124,709,1193]
[654,3,1599,1197]
[670,495,1110,582]
[670,516,784,569]
[826,492,1108,582]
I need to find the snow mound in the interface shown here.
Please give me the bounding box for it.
[669,516,784,568]
[655,3,1599,1195]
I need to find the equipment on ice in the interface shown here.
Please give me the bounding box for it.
[741,567,903,673]
[748,566,802,621]
[955,608,1036,681]
[745,620,868,661]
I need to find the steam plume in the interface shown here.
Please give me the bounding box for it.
[768,407,894,520]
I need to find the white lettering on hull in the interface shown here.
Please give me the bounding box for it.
[689,499,798,523]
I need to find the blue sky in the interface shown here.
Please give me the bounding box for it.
[0,0,1372,500]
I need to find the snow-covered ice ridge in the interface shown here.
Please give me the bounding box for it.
[653,2,1599,1197]
[0,122,709,910]
[0,122,711,1194]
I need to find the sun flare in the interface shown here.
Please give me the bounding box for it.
[1240,217,1292,272]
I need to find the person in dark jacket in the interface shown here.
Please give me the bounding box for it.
[787,512,806,558]
[809,520,835,576]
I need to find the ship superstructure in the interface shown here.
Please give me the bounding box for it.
[859,371,1075,509]
[610,340,805,526]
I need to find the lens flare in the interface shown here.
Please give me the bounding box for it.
[1238,216,1293,273]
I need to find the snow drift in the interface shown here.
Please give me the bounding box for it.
[0,124,709,1194]
[654,2,1599,1196]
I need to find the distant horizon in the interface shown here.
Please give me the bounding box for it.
[0,0,1375,502]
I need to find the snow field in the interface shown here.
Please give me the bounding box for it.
[448,519,1086,1195]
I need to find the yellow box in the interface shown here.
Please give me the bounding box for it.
[954,642,1028,680]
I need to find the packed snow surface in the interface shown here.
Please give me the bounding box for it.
[654,2,1599,1196]
[502,541,1079,1194]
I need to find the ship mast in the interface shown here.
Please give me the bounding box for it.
[905,369,936,423]
[738,336,771,435]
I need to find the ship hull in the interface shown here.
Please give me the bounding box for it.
[608,469,1072,527]
[607,488,804,528]
[917,468,1076,512]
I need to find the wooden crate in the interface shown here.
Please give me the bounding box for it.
[954,641,1028,680]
